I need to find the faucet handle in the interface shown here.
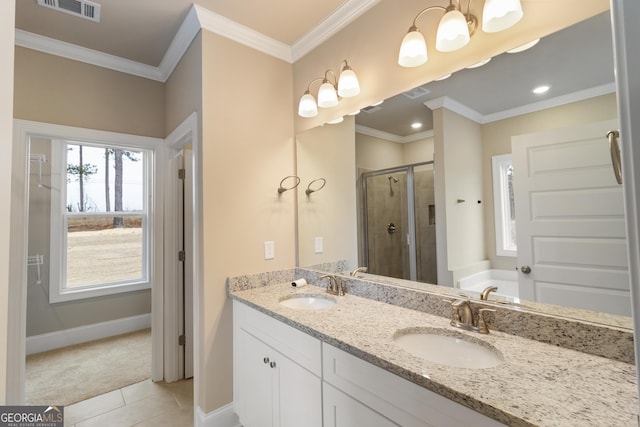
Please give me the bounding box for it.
[442,298,460,322]
[477,308,496,334]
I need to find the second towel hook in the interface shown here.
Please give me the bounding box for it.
[306,178,326,195]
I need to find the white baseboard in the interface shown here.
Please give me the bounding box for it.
[196,403,240,427]
[26,313,152,355]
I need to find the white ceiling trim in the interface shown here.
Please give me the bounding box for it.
[356,125,434,143]
[193,4,292,63]
[14,29,165,81]
[14,1,382,82]
[482,83,617,123]
[425,97,485,123]
[291,0,382,62]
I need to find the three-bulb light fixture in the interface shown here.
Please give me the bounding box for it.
[398,0,524,67]
[298,60,360,118]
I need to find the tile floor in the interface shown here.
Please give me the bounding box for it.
[64,378,193,427]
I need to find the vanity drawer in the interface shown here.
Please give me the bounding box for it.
[322,343,505,427]
[233,300,322,376]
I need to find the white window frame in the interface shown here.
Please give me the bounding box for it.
[49,138,153,303]
[492,153,517,257]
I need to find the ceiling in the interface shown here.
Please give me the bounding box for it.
[355,11,615,138]
[15,0,348,66]
[14,1,615,138]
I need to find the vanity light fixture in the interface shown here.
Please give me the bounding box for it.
[298,60,361,118]
[398,0,524,68]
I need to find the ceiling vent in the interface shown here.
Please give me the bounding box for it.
[361,105,382,114]
[37,0,101,22]
[402,86,430,99]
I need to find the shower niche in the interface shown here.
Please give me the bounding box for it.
[361,161,437,283]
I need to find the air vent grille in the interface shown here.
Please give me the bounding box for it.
[361,105,382,114]
[37,0,101,22]
[402,86,430,99]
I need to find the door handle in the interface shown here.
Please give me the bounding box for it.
[520,265,531,274]
[607,130,622,185]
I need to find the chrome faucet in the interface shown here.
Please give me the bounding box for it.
[319,274,347,296]
[445,298,495,334]
[480,285,498,301]
[350,266,367,277]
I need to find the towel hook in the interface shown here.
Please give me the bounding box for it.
[306,178,326,195]
[277,175,301,194]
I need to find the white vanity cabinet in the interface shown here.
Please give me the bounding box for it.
[233,301,322,427]
[322,343,506,427]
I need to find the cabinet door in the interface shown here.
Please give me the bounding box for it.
[236,329,275,427]
[323,382,399,427]
[277,352,322,427]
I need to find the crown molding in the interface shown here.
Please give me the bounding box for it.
[482,83,616,123]
[356,124,434,143]
[291,0,381,62]
[193,4,292,63]
[158,5,202,82]
[14,29,164,81]
[424,97,485,123]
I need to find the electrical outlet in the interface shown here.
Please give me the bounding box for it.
[264,241,275,260]
[314,237,323,253]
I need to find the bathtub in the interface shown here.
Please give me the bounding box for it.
[457,269,519,299]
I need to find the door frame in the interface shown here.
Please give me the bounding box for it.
[163,113,197,382]
[7,119,166,403]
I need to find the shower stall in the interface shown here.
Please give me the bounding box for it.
[361,161,437,283]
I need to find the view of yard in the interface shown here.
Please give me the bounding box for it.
[66,218,143,288]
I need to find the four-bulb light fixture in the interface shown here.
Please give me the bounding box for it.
[398,0,524,67]
[298,60,360,118]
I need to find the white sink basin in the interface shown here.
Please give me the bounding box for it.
[279,294,336,310]
[393,328,503,369]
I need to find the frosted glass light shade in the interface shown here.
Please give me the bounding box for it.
[317,82,339,108]
[436,9,470,52]
[482,0,523,33]
[337,69,360,98]
[298,93,318,117]
[398,29,427,67]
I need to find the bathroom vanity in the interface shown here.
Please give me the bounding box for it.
[229,270,637,427]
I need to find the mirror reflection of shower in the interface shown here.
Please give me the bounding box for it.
[362,162,437,284]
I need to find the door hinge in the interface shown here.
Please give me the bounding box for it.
[178,168,186,180]
[179,335,186,346]
[178,250,185,262]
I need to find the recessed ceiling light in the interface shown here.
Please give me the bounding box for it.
[532,85,550,94]
[435,73,452,81]
[507,39,540,53]
[411,122,422,129]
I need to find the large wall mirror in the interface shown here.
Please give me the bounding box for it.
[296,10,631,328]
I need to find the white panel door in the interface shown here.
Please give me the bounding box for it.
[512,119,631,316]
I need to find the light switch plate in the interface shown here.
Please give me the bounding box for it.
[264,241,275,259]
[314,237,323,254]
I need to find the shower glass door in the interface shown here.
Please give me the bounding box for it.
[362,162,436,283]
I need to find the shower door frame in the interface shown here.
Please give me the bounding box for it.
[361,160,434,282]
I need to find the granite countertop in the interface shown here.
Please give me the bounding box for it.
[229,282,638,427]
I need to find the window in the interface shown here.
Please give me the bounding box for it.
[49,140,152,302]
[492,154,517,257]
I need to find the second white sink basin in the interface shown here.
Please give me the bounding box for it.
[279,294,336,310]
[393,328,503,369]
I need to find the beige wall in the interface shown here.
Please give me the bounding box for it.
[14,47,165,138]
[293,0,609,134]
[434,108,485,284]
[1,0,15,404]
[199,30,296,413]
[482,93,619,270]
[297,117,357,269]
[165,33,202,135]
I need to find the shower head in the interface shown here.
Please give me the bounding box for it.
[388,176,399,183]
